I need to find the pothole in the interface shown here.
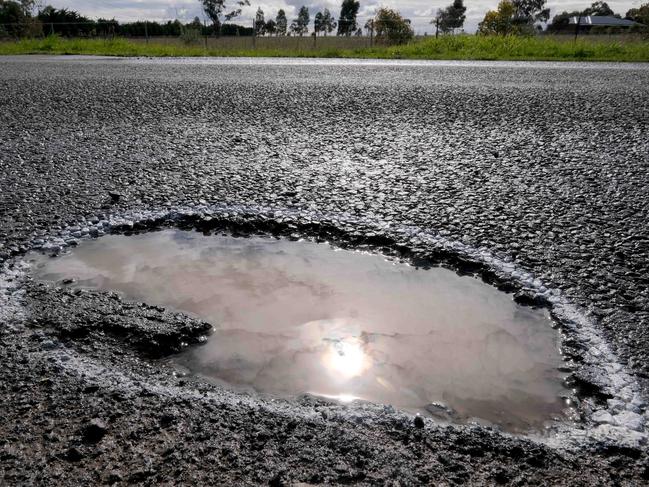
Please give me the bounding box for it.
[28,228,575,433]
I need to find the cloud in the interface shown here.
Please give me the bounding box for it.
[43,0,642,33]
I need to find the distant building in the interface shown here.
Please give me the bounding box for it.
[569,15,644,28]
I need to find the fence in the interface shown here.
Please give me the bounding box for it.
[127,35,384,50]
[0,20,424,49]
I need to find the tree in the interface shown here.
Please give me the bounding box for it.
[583,1,614,16]
[337,0,359,36]
[0,0,46,37]
[511,0,550,26]
[17,0,39,15]
[221,23,253,35]
[96,17,119,36]
[433,0,467,34]
[0,1,29,36]
[254,7,265,35]
[265,18,276,35]
[322,8,336,36]
[38,6,93,36]
[201,0,250,33]
[373,7,414,44]
[479,0,549,34]
[164,19,183,36]
[626,3,649,25]
[189,16,203,30]
[314,11,323,35]
[275,9,287,35]
[444,0,467,33]
[431,9,443,36]
[364,18,374,35]
[291,6,309,36]
[478,0,518,35]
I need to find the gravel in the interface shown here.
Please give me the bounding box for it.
[1,56,648,485]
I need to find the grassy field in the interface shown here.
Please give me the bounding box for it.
[1,34,648,62]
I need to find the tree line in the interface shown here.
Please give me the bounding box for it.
[250,3,415,41]
[205,0,367,37]
[0,0,417,42]
[0,1,256,37]
[1,0,647,41]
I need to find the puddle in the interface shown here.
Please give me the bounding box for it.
[29,229,571,432]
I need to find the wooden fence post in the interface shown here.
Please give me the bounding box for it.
[203,18,208,50]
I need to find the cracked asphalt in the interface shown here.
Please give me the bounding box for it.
[1,56,649,485]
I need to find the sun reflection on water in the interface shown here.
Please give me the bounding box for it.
[323,337,370,379]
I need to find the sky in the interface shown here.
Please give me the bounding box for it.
[41,1,644,34]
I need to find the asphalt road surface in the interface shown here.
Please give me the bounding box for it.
[1,56,648,485]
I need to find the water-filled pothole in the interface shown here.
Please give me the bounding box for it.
[30,229,572,432]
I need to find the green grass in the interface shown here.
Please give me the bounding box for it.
[386,35,649,61]
[1,34,648,62]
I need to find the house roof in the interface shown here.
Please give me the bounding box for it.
[569,15,644,27]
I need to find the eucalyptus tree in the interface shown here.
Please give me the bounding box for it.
[511,0,550,26]
[254,7,265,35]
[201,0,250,33]
[275,9,287,35]
[291,6,309,36]
[432,0,467,34]
[322,8,337,35]
[265,18,277,35]
[314,11,323,35]
[626,3,649,25]
[583,1,615,16]
[337,0,360,36]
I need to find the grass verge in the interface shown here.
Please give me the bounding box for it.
[1,35,648,62]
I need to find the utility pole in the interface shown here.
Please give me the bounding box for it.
[436,17,439,39]
[144,20,148,44]
[252,19,256,48]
